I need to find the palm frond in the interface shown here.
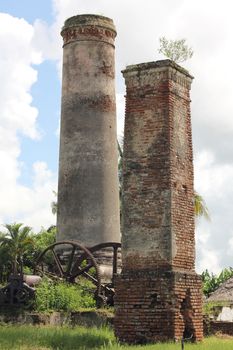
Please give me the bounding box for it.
[194,191,210,220]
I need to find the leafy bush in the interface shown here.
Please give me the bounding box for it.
[202,268,233,297]
[35,278,95,312]
[20,227,56,272]
[32,226,56,254]
[158,37,193,64]
[203,300,229,316]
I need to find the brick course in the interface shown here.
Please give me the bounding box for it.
[205,320,233,336]
[115,270,203,343]
[114,60,203,343]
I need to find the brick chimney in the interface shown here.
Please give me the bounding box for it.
[114,60,203,344]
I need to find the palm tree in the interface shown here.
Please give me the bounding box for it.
[0,223,34,274]
[194,191,210,220]
[0,239,11,283]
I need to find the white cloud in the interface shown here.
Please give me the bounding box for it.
[2,1,233,272]
[194,151,233,272]
[0,161,56,231]
[32,19,61,63]
[18,162,57,231]
[0,14,41,140]
[44,0,233,273]
[196,242,221,275]
[0,13,56,232]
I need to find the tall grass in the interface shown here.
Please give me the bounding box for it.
[107,337,233,350]
[0,325,115,350]
[0,325,233,350]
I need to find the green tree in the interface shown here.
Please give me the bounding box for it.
[32,226,56,254]
[0,240,12,282]
[0,223,34,274]
[201,269,219,297]
[22,226,57,272]
[194,191,210,220]
[158,37,193,63]
[202,267,233,297]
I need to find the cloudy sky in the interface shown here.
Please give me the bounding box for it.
[0,0,232,274]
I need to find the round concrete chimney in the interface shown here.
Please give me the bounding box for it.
[57,15,120,247]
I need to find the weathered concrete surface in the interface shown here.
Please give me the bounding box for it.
[57,15,120,246]
[114,60,203,343]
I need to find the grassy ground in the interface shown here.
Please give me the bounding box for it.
[0,325,233,349]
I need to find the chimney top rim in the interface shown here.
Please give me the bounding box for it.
[62,14,116,34]
[122,60,193,79]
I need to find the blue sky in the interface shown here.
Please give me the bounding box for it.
[0,0,233,273]
[0,0,54,24]
[0,0,60,186]
[20,60,60,186]
[0,0,60,229]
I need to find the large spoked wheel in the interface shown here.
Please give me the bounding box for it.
[88,242,122,306]
[34,240,101,302]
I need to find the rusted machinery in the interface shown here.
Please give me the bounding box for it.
[0,240,121,308]
[0,274,35,308]
[34,240,121,307]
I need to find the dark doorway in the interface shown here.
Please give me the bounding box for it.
[180,289,195,341]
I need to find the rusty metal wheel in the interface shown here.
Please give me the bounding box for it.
[34,240,101,301]
[88,242,121,306]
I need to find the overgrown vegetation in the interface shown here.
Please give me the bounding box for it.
[0,223,34,280]
[203,300,229,316]
[158,37,194,63]
[202,267,233,297]
[0,326,233,350]
[35,278,95,312]
[0,224,56,283]
[0,325,115,350]
[0,223,97,313]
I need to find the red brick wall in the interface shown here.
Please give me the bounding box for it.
[204,320,233,336]
[121,60,195,271]
[114,60,203,343]
[169,76,195,270]
[114,270,203,343]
